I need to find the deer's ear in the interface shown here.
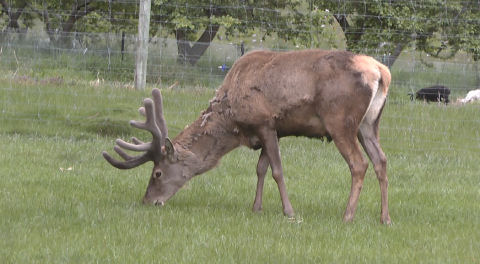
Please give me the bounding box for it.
[165,138,177,161]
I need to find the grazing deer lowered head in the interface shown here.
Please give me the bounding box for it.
[103,49,392,224]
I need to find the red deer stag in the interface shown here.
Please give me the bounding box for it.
[103,50,392,224]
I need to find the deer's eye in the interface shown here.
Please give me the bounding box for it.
[154,171,162,178]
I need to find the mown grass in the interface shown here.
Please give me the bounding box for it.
[1,71,479,263]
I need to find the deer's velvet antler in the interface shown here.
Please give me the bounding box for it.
[102,89,168,169]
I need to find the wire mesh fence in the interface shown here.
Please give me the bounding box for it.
[0,0,479,156]
[2,30,479,92]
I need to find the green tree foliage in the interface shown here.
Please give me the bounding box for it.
[1,0,480,67]
[0,0,29,33]
[151,0,301,65]
[149,0,480,67]
[31,0,126,48]
[26,0,97,47]
[1,0,136,48]
[308,0,480,67]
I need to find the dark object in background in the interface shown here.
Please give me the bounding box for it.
[409,85,450,104]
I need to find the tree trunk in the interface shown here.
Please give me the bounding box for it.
[36,1,95,49]
[175,24,220,66]
[474,62,480,88]
[0,0,27,42]
[333,14,408,69]
[0,0,26,31]
[334,14,364,53]
[382,41,408,69]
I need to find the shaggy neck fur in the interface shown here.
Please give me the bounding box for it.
[173,100,242,178]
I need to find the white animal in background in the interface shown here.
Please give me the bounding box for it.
[459,89,480,104]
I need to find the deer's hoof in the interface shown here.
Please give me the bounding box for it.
[343,213,355,223]
[252,205,263,213]
[283,208,295,218]
[381,215,392,225]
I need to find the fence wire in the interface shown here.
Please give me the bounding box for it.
[0,0,479,156]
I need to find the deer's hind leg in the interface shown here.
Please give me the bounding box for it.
[358,122,391,225]
[257,126,294,217]
[253,148,269,212]
[328,125,369,222]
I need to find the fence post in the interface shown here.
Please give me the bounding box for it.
[135,0,152,90]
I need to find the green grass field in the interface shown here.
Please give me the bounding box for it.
[1,69,479,263]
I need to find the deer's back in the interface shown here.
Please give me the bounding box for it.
[216,49,387,139]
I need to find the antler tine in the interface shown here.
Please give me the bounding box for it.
[114,145,133,160]
[102,151,151,170]
[102,90,166,169]
[131,137,144,145]
[130,98,162,140]
[115,138,152,152]
[151,89,168,146]
[138,107,146,117]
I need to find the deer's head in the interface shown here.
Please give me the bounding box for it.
[102,89,187,205]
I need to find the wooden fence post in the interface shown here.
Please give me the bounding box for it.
[135,0,151,90]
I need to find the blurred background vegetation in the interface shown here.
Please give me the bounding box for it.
[0,0,479,94]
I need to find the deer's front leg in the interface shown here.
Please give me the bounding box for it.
[253,148,269,212]
[257,127,294,217]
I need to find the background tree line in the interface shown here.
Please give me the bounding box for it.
[1,0,479,68]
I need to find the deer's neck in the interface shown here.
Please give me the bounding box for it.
[174,111,241,177]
